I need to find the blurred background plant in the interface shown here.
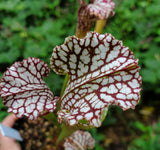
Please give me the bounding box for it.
[0,0,160,149]
[128,120,160,150]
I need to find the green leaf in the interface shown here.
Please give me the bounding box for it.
[79,119,89,124]
[144,59,160,70]
[0,111,8,122]
[141,69,157,84]
[146,4,160,16]
[89,128,105,142]
[0,48,20,63]
[129,120,160,150]
[134,121,151,132]
[95,143,104,150]
[0,0,20,11]
[101,107,108,123]
[0,100,8,122]
[23,40,48,58]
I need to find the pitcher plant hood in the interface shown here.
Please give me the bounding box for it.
[0,57,59,119]
[50,32,142,127]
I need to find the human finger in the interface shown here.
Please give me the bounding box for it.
[2,114,18,127]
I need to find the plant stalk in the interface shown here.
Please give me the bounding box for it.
[94,19,107,33]
[60,74,69,98]
[56,124,77,148]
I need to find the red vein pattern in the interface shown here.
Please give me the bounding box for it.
[64,130,95,150]
[76,0,115,38]
[51,32,142,127]
[87,0,115,20]
[0,57,59,119]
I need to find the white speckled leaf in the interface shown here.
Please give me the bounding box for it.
[58,67,141,127]
[64,130,95,150]
[51,32,142,127]
[76,0,115,38]
[87,0,115,19]
[0,57,59,119]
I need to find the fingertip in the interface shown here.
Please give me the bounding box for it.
[2,114,18,127]
[11,114,18,121]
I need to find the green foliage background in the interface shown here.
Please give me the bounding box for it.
[0,0,160,149]
[0,0,78,96]
[0,0,160,97]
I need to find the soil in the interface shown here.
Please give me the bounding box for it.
[15,118,57,150]
[14,100,160,150]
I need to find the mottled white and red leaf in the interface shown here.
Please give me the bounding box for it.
[51,32,142,127]
[0,57,59,119]
[87,0,115,20]
[64,130,95,150]
[76,0,115,38]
